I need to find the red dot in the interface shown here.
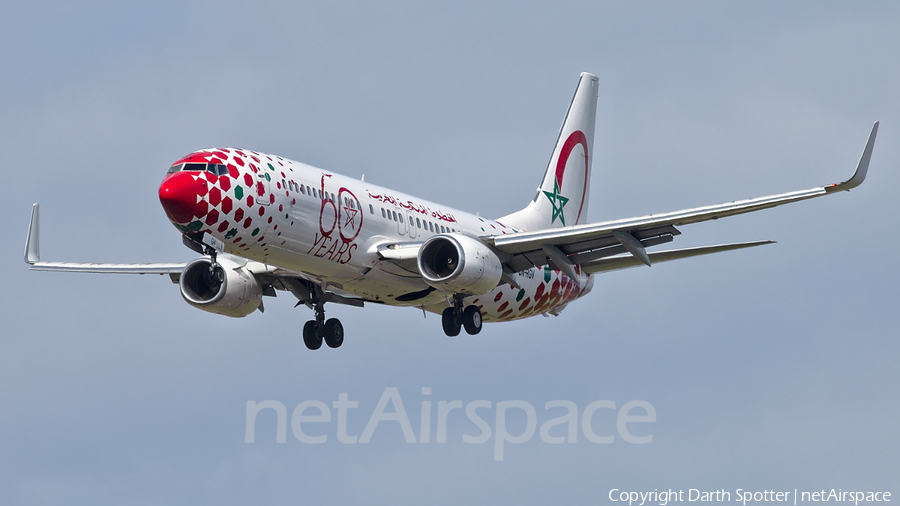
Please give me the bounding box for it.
[228,165,239,178]
[217,221,229,233]
[219,177,231,192]
[243,218,252,228]
[269,194,275,204]
[243,174,253,187]
[209,187,221,207]
[258,207,265,217]
[278,204,283,212]
[205,209,219,226]
[267,216,272,223]
[246,196,253,206]
[493,291,503,302]
[221,197,233,215]
[234,208,244,222]
[235,157,245,166]
[194,199,209,217]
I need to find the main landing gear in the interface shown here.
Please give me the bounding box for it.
[301,286,344,350]
[441,294,482,337]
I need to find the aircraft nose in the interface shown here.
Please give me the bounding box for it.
[158,172,209,225]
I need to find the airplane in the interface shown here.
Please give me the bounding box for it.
[24,73,879,350]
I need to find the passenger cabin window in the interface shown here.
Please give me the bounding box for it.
[381,208,386,218]
[369,204,374,214]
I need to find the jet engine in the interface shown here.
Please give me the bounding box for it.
[179,256,263,317]
[417,234,503,295]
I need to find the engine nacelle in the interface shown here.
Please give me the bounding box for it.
[417,234,503,295]
[179,257,263,317]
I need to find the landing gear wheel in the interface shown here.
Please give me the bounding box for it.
[462,305,482,335]
[203,264,225,287]
[442,307,461,337]
[303,320,323,350]
[324,318,344,348]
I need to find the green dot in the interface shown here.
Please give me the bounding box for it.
[234,186,244,199]
[251,228,260,236]
[516,289,525,302]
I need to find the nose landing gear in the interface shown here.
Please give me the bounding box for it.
[441,294,482,337]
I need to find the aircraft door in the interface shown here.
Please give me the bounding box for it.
[408,213,417,238]
[395,207,407,236]
[256,171,271,205]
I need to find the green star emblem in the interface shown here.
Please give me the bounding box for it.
[542,180,569,226]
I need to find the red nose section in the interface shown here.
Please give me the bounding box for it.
[158,172,209,224]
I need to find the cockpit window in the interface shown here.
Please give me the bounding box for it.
[184,163,206,172]
[207,164,228,175]
[168,162,228,175]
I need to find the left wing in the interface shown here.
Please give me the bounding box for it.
[488,122,878,275]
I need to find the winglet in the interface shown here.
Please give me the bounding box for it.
[25,203,40,264]
[826,121,879,193]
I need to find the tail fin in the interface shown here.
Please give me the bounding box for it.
[498,72,598,231]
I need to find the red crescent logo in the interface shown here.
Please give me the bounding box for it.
[554,130,589,225]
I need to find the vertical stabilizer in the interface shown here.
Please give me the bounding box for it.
[497,72,599,231]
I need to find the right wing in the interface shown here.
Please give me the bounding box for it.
[24,204,186,275]
[24,203,367,308]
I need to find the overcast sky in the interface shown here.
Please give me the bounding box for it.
[1,1,898,504]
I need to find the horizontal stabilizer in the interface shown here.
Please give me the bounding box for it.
[582,240,774,274]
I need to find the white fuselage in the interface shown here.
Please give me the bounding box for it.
[169,148,593,323]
